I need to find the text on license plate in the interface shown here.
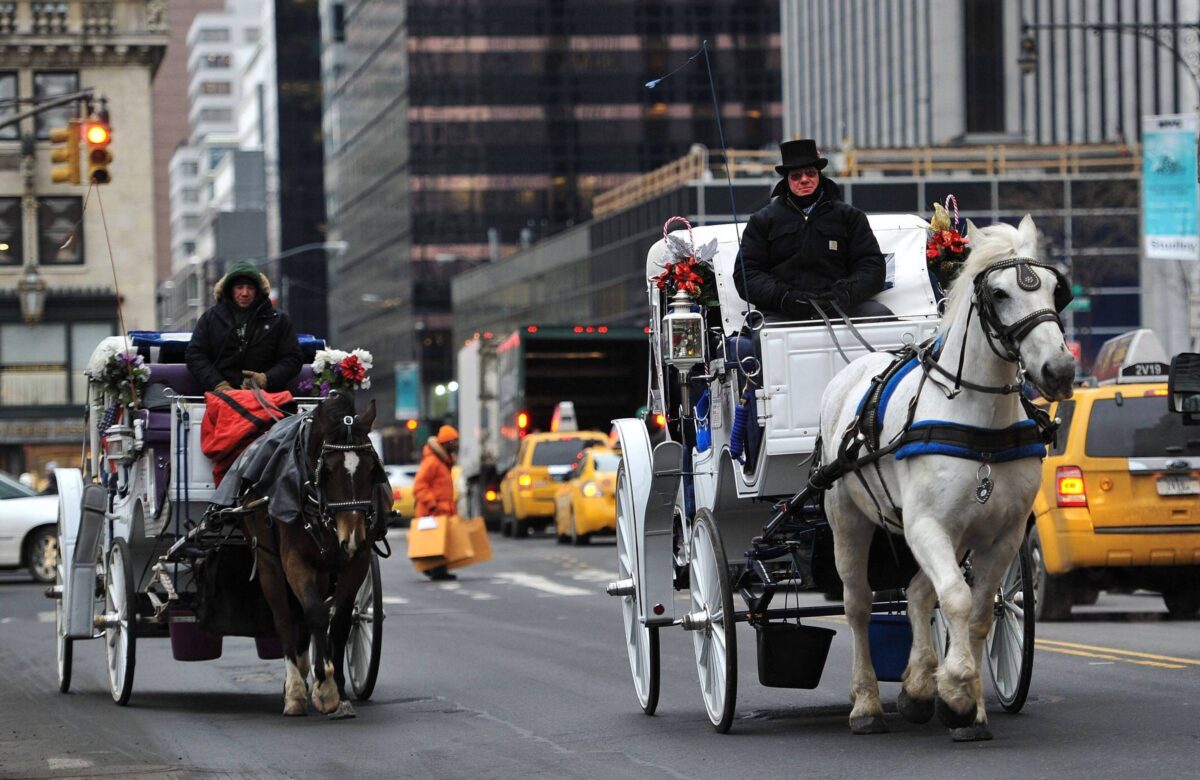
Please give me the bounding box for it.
[1156,476,1200,496]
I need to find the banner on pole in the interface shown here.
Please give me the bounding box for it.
[1142,113,1199,261]
[394,361,420,420]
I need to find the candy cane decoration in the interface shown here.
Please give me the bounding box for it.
[944,194,960,231]
[663,215,695,256]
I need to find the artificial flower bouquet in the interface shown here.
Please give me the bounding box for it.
[307,348,374,395]
[651,215,721,309]
[926,197,970,290]
[88,349,151,407]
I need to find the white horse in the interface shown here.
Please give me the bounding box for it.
[819,215,1076,740]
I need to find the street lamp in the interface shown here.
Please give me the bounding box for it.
[17,265,46,324]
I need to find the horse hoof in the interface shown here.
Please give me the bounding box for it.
[283,700,307,717]
[328,701,357,720]
[896,689,935,724]
[951,723,993,742]
[935,697,977,730]
[849,715,889,735]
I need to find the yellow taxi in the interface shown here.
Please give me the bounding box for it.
[552,447,621,545]
[385,463,460,523]
[499,430,608,538]
[1031,330,1200,620]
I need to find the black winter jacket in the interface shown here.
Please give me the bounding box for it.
[733,176,885,314]
[185,295,303,392]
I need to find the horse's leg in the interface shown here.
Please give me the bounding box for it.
[897,570,938,724]
[326,554,370,719]
[952,529,1023,742]
[830,494,888,734]
[904,516,977,729]
[244,515,306,716]
[283,562,339,715]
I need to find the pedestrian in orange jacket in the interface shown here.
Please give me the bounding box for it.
[413,424,459,580]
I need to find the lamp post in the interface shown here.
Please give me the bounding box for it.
[1019,19,1200,352]
[17,264,46,324]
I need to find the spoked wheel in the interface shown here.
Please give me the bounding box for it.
[688,509,737,733]
[104,539,136,705]
[986,538,1035,712]
[347,553,384,700]
[615,465,659,715]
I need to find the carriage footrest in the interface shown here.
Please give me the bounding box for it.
[755,623,835,689]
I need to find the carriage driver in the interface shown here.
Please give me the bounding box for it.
[185,260,303,394]
[733,139,888,320]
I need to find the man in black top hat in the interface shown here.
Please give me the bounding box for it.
[185,260,303,393]
[733,139,887,320]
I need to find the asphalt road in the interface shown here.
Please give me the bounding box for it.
[1,530,1198,779]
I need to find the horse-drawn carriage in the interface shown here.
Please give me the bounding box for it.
[48,332,385,716]
[608,214,1074,736]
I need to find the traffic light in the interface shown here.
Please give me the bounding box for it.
[48,119,80,185]
[84,118,112,184]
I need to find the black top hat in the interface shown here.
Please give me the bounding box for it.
[775,139,829,175]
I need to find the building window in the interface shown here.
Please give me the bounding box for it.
[181,188,199,203]
[198,107,233,123]
[0,197,22,267]
[963,0,1005,133]
[0,322,67,405]
[203,53,232,69]
[196,27,230,42]
[244,27,260,44]
[182,214,200,230]
[332,3,345,42]
[182,241,195,256]
[180,161,199,177]
[200,81,232,95]
[0,72,17,141]
[37,197,83,265]
[34,71,79,139]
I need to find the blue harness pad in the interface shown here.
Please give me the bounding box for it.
[895,419,1046,462]
[856,356,919,420]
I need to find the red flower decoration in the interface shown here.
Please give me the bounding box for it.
[336,355,366,383]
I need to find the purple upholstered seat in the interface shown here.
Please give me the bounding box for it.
[146,364,316,397]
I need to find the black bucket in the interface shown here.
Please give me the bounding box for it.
[755,623,836,689]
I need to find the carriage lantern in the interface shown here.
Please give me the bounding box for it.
[662,289,705,367]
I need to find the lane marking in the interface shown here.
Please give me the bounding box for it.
[382,596,409,605]
[1034,643,1185,669]
[492,572,592,597]
[47,758,94,770]
[38,611,55,623]
[569,569,618,584]
[1036,638,1200,668]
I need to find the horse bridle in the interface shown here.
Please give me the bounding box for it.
[922,256,1072,397]
[302,414,380,545]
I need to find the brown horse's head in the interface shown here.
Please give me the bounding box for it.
[307,392,380,559]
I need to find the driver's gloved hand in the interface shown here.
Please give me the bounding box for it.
[780,292,816,319]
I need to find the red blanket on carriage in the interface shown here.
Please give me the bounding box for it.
[201,389,295,485]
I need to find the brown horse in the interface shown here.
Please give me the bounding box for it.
[242,391,381,718]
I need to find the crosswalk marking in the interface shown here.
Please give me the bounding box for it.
[382,596,409,605]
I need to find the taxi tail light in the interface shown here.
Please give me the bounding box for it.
[1056,466,1088,507]
[517,473,533,487]
[484,488,498,502]
[393,487,402,500]
[581,481,601,498]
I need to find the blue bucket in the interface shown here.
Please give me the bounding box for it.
[868,614,912,682]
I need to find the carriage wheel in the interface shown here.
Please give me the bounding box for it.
[986,539,1035,712]
[104,539,137,706]
[347,553,384,700]
[55,563,73,694]
[689,509,737,733]
[616,465,659,715]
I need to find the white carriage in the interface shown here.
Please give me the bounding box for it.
[607,215,1035,731]
[48,332,383,705]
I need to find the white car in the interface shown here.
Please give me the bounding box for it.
[0,471,58,582]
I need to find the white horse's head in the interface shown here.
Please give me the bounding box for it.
[942,215,1077,400]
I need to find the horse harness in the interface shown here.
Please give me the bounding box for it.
[808,256,1069,533]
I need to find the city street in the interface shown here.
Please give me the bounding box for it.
[1,531,1197,779]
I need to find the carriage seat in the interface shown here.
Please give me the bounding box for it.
[144,364,317,407]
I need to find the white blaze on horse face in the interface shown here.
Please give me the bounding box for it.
[343,451,360,478]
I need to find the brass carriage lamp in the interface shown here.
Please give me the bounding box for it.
[17,265,47,324]
[662,289,705,367]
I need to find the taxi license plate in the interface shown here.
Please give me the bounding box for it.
[1156,476,1200,496]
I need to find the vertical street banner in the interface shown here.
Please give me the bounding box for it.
[394,361,421,420]
[1142,113,1199,261]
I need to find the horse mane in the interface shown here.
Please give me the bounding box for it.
[936,220,1036,338]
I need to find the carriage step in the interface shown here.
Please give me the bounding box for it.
[605,579,635,597]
